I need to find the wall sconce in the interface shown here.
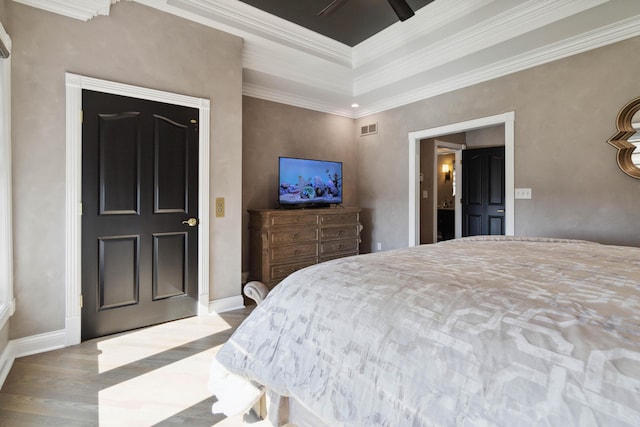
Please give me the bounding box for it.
[442,163,451,182]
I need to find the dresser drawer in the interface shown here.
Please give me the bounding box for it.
[271,229,318,245]
[271,260,316,282]
[270,214,319,227]
[321,225,359,240]
[271,242,318,262]
[321,238,358,256]
[321,212,358,225]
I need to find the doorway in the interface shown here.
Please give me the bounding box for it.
[408,112,515,247]
[419,139,464,244]
[65,73,211,346]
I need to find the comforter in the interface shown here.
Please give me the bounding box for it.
[213,237,640,426]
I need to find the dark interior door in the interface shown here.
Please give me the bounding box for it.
[462,146,505,236]
[81,90,199,340]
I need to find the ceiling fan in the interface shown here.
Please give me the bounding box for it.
[318,0,416,22]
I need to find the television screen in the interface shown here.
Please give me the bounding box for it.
[279,157,343,207]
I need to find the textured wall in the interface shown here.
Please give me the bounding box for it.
[356,35,640,251]
[466,125,505,149]
[242,96,357,272]
[8,1,243,339]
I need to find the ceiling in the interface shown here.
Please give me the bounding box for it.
[237,0,435,46]
[15,0,640,118]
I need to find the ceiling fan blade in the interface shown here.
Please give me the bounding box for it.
[318,0,349,17]
[387,0,414,21]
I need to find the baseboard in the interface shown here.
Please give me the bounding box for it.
[209,295,245,313]
[12,329,66,358]
[0,329,65,388]
[0,340,15,388]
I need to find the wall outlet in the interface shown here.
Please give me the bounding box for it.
[376,242,382,251]
[515,188,532,199]
[423,190,428,199]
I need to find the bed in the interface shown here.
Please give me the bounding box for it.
[209,236,640,426]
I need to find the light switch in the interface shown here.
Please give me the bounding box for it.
[515,188,532,199]
[423,190,428,199]
[215,197,225,217]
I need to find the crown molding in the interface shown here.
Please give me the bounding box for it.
[243,83,354,119]
[352,0,492,68]
[354,14,640,118]
[353,0,608,95]
[163,0,352,67]
[242,39,353,96]
[13,0,119,21]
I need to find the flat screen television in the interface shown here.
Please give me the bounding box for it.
[278,156,343,208]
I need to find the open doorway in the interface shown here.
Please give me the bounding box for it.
[418,138,464,244]
[408,112,515,247]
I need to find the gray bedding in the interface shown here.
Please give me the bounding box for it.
[212,237,640,426]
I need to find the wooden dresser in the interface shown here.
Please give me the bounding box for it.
[248,207,361,289]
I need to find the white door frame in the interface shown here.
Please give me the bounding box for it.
[408,112,515,246]
[65,73,211,346]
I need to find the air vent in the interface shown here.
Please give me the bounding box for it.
[360,123,377,137]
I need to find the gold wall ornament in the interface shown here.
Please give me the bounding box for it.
[607,96,640,179]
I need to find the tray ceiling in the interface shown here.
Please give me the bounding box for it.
[16,0,640,118]
[237,0,435,47]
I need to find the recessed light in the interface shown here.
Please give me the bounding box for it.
[351,103,359,108]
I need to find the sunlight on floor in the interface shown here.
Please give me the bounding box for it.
[93,313,245,426]
[99,344,223,426]
[97,313,232,374]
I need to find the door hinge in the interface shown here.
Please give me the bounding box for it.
[79,202,83,216]
[80,295,83,308]
[80,110,83,123]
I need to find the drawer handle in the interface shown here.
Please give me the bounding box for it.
[338,230,344,236]
[338,244,344,250]
[294,249,301,255]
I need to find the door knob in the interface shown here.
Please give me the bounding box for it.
[182,218,198,227]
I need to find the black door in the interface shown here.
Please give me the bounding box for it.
[81,90,199,340]
[462,146,505,236]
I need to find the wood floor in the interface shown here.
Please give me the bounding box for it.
[0,308,255,427]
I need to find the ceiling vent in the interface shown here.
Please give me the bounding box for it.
[360,123,377,136]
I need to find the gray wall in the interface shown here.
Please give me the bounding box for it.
[242,96,357,271]
[8,1,243,339]
[466,125,504,149]
[357,35,640,252]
